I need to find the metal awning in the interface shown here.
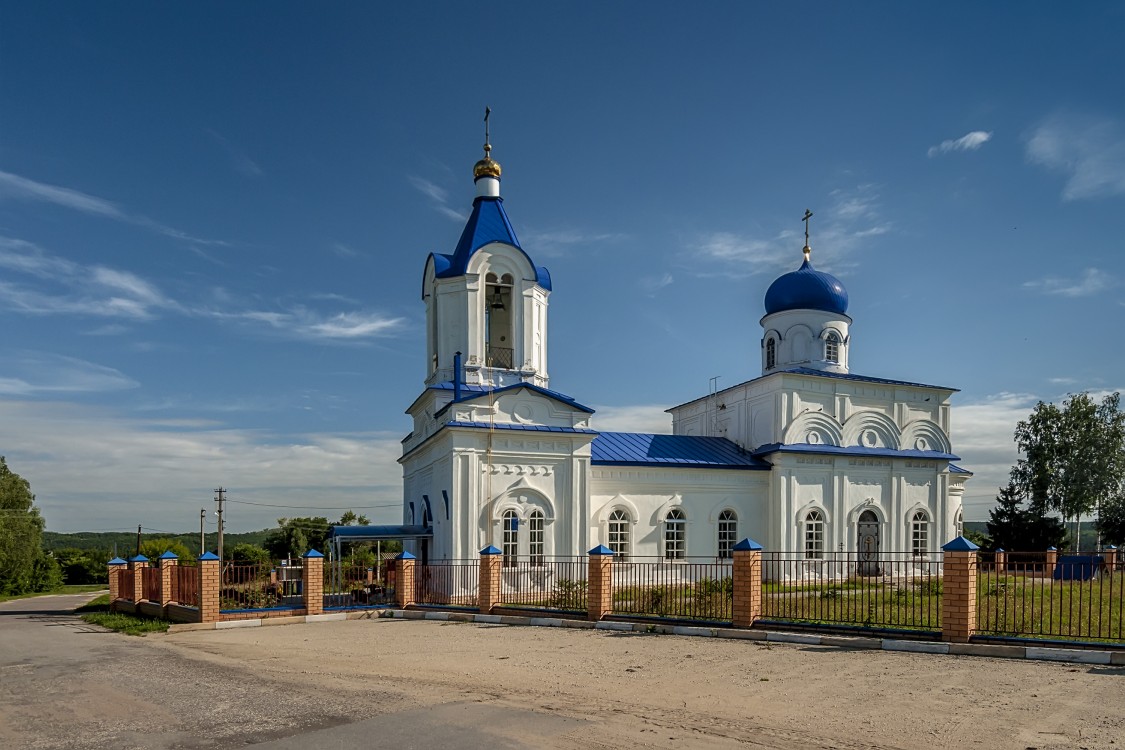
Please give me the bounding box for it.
[327,524,433,541]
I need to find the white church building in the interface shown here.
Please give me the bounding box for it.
[399,140,970,563]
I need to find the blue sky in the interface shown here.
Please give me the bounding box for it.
[2,3,1123,533]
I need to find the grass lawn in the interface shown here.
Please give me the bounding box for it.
[76,595,169,635]
[0,583,107,604]
[977,574,1124,642]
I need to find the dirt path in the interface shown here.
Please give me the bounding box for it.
[156,618,1124,749]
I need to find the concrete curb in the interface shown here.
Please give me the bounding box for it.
[166,609,1125,666]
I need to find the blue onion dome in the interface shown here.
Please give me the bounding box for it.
[764,256,849,315]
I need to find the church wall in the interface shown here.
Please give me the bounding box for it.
[589,468,769,557]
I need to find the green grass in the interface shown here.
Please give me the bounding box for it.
[0,583,107,604]
[80,609,170,635]
[74,594,111,612]
[977,574,1124,642]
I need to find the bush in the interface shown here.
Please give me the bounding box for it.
[548,578,587,609]
[228,543,270,566]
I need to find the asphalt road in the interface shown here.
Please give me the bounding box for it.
[0,594,575,750]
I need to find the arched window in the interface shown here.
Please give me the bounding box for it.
[608,509,630,559]
[911,510,930,556]
[804,510,825,559]
[502,510,518,565]
[825,332,840,364]
[955,509,964,539]
[529,510,544,565]
[485,271,513,368]
[765,338,776,370]
[664,508,686,560]
[717,510,737,559]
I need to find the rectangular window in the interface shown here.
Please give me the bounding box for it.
[804,520,824,559]
[717,513,737,559]
[503,513,518,567]
[529,514,544,565]
[912,521,928,556]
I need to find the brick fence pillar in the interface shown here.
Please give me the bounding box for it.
[1104,546,1118,574]
[993,548,1006,572]
[587,545,614,621]
[198,552,220,624]
[732,538,763,628]
[303,550,324,615]
[1045,546,1058,576]
[394,552,416,608]
[941,536,979,643]
[478,546,503,612]
[128,555,148,603]
[107,557,127,603]
[157,551,178,607]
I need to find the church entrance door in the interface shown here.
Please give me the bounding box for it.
[857,510,880,576]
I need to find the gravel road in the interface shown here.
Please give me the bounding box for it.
[1,594,1122,749]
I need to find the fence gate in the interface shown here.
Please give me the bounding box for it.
[857,510,881,576]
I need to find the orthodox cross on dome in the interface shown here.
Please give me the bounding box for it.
[802,208,814,260]
[483,106,492,158]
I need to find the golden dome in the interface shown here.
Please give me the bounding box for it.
[473,150,502,180]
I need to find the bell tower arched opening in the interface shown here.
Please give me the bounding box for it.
[485,272,515,369]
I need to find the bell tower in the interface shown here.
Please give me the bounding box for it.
[421,111,552,389]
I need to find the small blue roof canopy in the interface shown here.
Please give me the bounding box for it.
[328,524,433,541]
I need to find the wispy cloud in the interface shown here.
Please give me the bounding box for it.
[0,237,176,319]
[205,128,263,177]
[927,130,993,158]
[1023,267,1114,297]
[0,236,406,341]
[0,169,227,246]
[639,272,674,295]
[408,176,466,222]
[0,399,406,532]
[519,228,628,257]
[0,352,138,396]
[330,242,361,259]
[591,404,672,434]
[688,185,889,277]
[1026,113,1125,200]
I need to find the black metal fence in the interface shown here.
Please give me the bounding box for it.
[760,552,942,632]
[324,563,394,608]
[415,561,479,606]
[497,556,588,612]
[221,562,301,611]
[977,551,1123,642]
[612,557,734,622]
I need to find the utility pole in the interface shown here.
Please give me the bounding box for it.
[135,524,142,558]
[200,508,206,556]
[214,487,226,562]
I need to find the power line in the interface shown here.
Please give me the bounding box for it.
[226,499,400,510]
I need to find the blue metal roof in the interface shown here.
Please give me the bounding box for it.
[948,463,973,475]
[779,367,959,392]
[432,381,595,416]
[425,197,551,294]
[764,258,848,315]
[592,432,771,470]
[753,443,960,461]
[447,421,598,434]
[328,525,433,540]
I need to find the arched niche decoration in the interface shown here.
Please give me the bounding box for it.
[783,411,843,447]
[901,419,951,454]
[841,411,902,450]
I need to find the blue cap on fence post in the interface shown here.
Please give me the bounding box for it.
[732,538,763,551]
[941,536,979,552]
[394,551,416,560]
[198,551,220,561]
[128,554,149,563]
[480,545,502,555]
[108,557,127,565]
[302,549,324,559]
[588,545,614,556]
[1047,546,1057,551]
[995,548,1004,553]
[159,551,178,560]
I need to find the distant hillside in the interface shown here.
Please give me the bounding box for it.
[42,529,273,556]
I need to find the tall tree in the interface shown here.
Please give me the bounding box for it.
[0,456,52,595]
[1010,392,1125,550]
[986,481,1067,551]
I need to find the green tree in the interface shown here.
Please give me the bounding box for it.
[263,511,371,560]
[228,543,270,565]
[1098,493,1125,547]
[0,457,50,595]
[987,481,1068,552]
[138,538,194,561]
[1010,392,1125,550]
